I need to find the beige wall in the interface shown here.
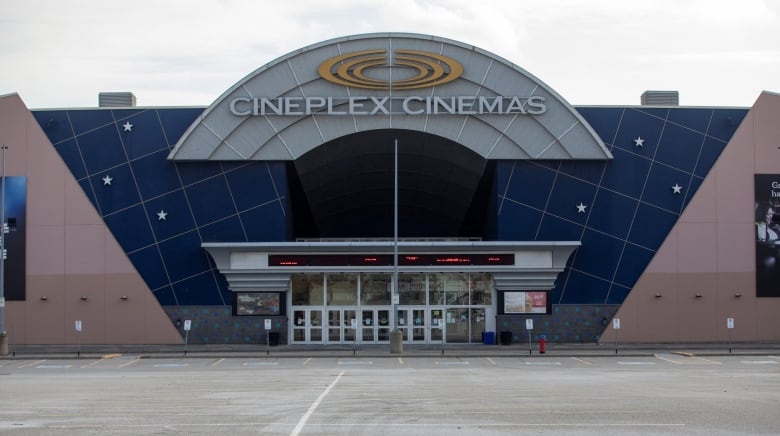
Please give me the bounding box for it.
[605,91,780,343]
[0,93,182,345]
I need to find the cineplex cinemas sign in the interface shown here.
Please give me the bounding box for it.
[229,49,548,117]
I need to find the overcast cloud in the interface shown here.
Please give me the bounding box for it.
[1,0,778,108]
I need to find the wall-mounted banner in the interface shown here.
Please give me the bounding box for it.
[2,176,26,301]
[503,291,547,314]
[755,174,780,297]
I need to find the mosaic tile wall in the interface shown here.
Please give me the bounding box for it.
[496,305,619,343]
[165,306,288,345]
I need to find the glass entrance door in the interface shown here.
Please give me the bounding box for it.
[327,309,357,344]
[292,309,323,343]
[430,308,444,343]
[397,308,427,343]
[360,307,391,343]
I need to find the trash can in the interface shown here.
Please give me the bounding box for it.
[482,331,495,345]
[500,331,513,346]
[268,332,280,346]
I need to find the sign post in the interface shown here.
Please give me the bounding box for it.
[727,317,734,354]
[183,320,191,356]
[612,318,621,355]
[74,320,82,358]
[525,319,534,356]
[265,319,272,356]
[351,319,358,356]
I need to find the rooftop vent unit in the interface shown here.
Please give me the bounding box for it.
[641,90,679,106]
[98,92,136,107]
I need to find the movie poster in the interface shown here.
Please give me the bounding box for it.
[503,291,547,314]
[2,177,26,301]
[755,174,780,297]
[235,292,281,315]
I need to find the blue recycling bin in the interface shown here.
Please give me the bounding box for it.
[482,331,495,345]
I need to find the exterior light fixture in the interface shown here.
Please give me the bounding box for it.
[40,296,48,301]
[655,293,662,298]
[80,296,88,301]
[695,293,703,298]
[735,292,742,298]
[120,296,128,301]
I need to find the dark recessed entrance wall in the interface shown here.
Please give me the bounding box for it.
[290,129,489,239]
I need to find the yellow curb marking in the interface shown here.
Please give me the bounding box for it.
[101,353,122,360]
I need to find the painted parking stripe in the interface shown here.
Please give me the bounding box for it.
[17,360,46,368]
[572,357,592,365]
[741,360,779,365]
[618,361,656,365]
[436,361,469,365]
[243,362,279,366]
[338,361,373,365]
[153,363,189,367]
[36,364,72,369]
[525,361,561,366]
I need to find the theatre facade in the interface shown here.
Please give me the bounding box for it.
[1,33,779,346]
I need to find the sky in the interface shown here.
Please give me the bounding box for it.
[1,0,778,109]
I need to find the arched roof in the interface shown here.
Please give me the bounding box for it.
[168,33,612,161]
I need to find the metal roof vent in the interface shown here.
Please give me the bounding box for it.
[641,90,679,106]
[98,92,137,107]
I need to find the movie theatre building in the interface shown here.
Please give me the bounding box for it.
[2,33,779,347]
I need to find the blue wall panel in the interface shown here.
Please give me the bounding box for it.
[35,105,746,310]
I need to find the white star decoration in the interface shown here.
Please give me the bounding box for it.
[634,137,645,147]
[672,184,683,194]
[576,203,588,213]
[122,121,134,132]
[157,210,168,221]
[102,175,113,186]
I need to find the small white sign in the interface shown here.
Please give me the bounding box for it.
[525,319,534,330]
[613,318,621,330]
[75,320,82,332]
[183,320,192,331]
[350,319,357,329]
[727,318,735,329]
[264,319,272,330]
[392,294,400,305]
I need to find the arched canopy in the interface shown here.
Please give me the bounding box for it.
[168,33,611,161]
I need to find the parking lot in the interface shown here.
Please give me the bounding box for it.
[1,353,779,435]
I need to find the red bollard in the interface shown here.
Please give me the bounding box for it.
[539,336,546,354]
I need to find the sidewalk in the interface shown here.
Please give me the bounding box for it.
[3,341,780,360]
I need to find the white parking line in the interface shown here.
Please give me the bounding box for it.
[243,362,279,366]
[572,357,592,365]
[486,357,497,365]
[153,363,189,368]
[740,360,779,365]
[524,361,561,366]
[338,361,373,365]
[303,358,313,365]
[290,371,344,436]
[118,358,139,368]
[618,361,656,365]
[17,360,46,368]
[211,358,225,367]
[36,364,72,369]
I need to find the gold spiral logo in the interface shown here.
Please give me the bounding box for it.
[317,49,463,90]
